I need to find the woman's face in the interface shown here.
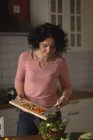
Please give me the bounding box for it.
[39,37,55,58]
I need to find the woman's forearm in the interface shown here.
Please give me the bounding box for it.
[62,86,72,99]
[55,86,72,107]
[15,80,25,98]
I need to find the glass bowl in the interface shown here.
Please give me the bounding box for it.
[35,117,70,140]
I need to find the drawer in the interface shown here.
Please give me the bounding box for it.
[5,126,17,136]
[61,98,93,112]
[62,106,93,116]
[65,119,93,132]
[65,122,93,132]
[4,119,18,128]
[0,108,19,120]
[62,107,93,118]
[0,108,19,136]
[63,108,93,132]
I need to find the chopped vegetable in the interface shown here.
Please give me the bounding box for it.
[22,103,46,115]
[22,102,56,118]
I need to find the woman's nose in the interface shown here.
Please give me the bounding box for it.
[47,46,53,53]
[46,46,50,53]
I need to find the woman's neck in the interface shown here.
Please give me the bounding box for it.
[32,50,46,61]
[32,50,56,62]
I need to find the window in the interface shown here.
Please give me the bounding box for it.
[70,0,81,48]
[50,0,82,49]
[50,0,63,28]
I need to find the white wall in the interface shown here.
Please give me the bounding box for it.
[82,0,93,50]
[30,0,50,26]
[0,33,28,88]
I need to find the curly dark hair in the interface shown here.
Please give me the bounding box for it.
[28,23,68,56]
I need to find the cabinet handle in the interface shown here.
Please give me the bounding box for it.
[67,111,79,116]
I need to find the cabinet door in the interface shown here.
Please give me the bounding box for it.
[8,0,30,24]
[0,108,19,136]
[63,108,93,132]
[61,98,93,112]
[49,0,93,51]
[61,98,93,132]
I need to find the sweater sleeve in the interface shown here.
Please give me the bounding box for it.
[14,53,25,89]
[58,58,72,90]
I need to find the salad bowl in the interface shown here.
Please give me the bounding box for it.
[35,117,70,139]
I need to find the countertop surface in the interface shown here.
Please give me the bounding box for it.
[1,133,83,140]
[0,90,93,110]
[69,89,93,100]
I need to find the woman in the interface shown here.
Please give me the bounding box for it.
[15,23,72,136]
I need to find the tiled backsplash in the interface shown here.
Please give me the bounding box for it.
[0,34,93,91]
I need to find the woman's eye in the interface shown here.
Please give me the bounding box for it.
[41,44,55,49]
[43,45,47,48]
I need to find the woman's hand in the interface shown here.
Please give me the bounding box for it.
[16,93,24,100]
[54,95,69,109]
[55,87,72,109]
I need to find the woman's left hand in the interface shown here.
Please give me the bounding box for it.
[54,95,69,109]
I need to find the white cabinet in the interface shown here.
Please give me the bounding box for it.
[30,0,50,26]
[49,0,93,51]
[61,98,93,132]
[30,0,93,51]
[0,107,19,136]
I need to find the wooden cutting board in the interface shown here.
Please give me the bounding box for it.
[9,99,56,120]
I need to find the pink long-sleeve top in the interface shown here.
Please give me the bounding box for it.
[15,51,72,108]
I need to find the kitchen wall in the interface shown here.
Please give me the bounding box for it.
[0,33,28,88]
[0,33,93,91]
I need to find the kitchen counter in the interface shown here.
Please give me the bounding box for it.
[1,133,83,140]
[0,103,14,110]
[70,89,93,100]
[0,90,93,110]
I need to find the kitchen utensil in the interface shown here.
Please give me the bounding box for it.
[44,106,57,118]
[45,106,57,113]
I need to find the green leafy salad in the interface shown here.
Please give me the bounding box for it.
[39,119,66,139]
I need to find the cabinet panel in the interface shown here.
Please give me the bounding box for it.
[65,113,93,132]
[0,108,18,120]
[5,127,17,136]
[61,98,93,132]
[49,0,93,51]
[5,120,18,128]
[8,0,30,24]
[61,98,93,112]
[0,107,19,136]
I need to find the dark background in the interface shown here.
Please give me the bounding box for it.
[0,0,31,32]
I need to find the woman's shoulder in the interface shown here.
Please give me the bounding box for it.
[20,50,31,58]
[56,56,67,64]
[20,50,31,56]
[18,50,32,62]
[56,56,68,71]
